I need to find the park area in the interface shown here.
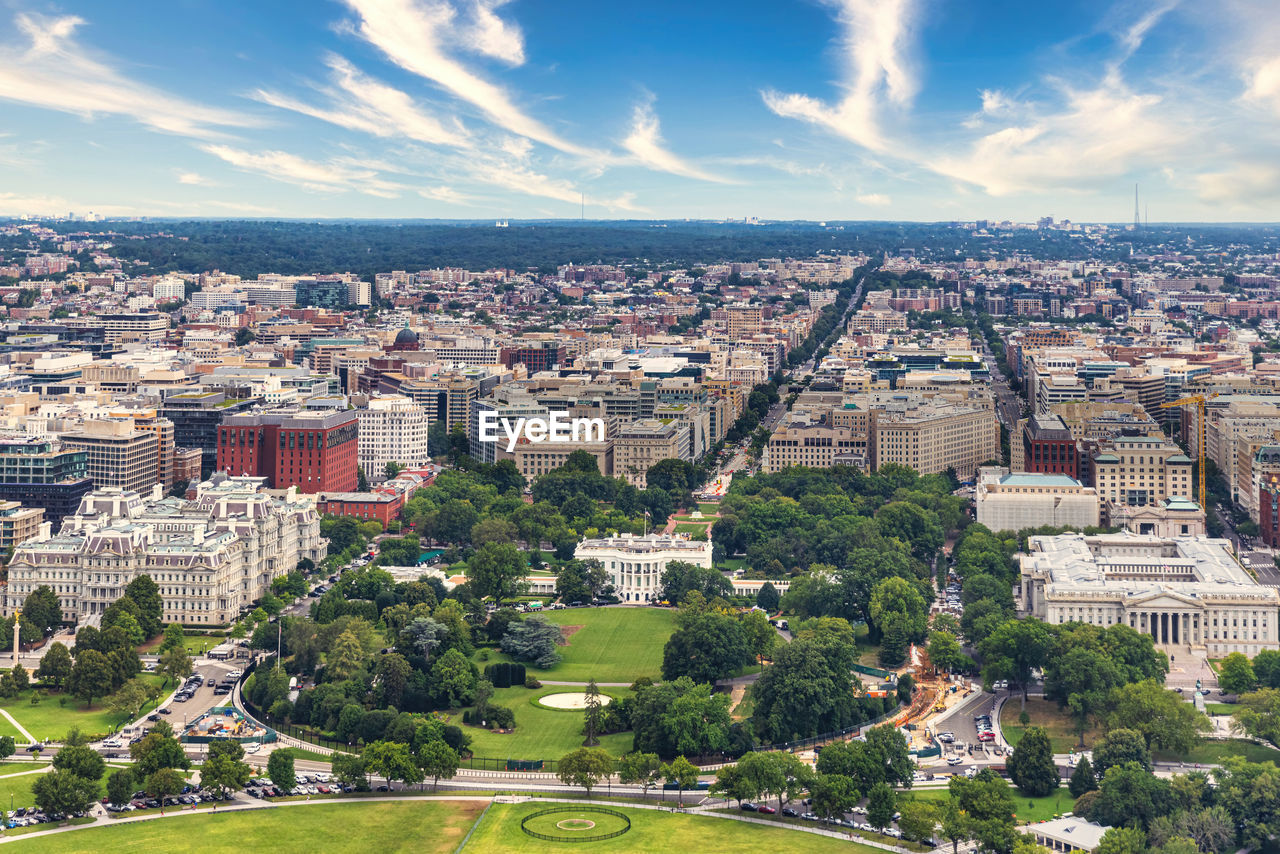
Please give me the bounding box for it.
[448,685,634,759]
[999,697,1098,753]
[466,803,888,854]
[0,673,170,742]
[14,801,485,853]
[476,607,677,684]
[909,784,1077,825]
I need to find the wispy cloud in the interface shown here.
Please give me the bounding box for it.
[762,0,918,152]
[622,99,729,183]
[177,172,213,186]
[254,55,469,148]
[0,13,252,138]
[856,192,891,206]
[340,0,594,157]
[200,145,405,197]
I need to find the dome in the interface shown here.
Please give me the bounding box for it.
[394,326,419,345]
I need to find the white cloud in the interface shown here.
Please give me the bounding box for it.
[254,55,469,148]
[466,0,525,64]
[177,172,213,186]
[0,13,252,138]
[340,0,594,157]
[622,100,729,183]
[1243,56,1280,112]
[1194,163,1280,205]
[200,145,405,197]
[762,0,919,152]
[856,192,891,206]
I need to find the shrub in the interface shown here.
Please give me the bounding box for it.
[525,677,542,689]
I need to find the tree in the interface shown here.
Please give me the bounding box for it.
[67,649,113,707]
[500,617,563,668]
[325,630,366,682]
[1233,687,1280,745]
[416,739,459,790]
[867,782,896,831]
[741,610,776,665]
[124,574,164,638]
[364,740,423,789]
[35,642,72,688]
[1218,652,1257,694]
[980,618,1052,700]
[1093,729,1151,777]
[160,623,186,653]
[203,741,252,796]
[234,327,255,346]
[106,768,134,807]
[32,769,99,822]
[1008,726,1059,797]
[660,755,699,805]
[21,586,61,634]
[897,800,941,844]
[1045,646,1123,745]
[940,798,973,854]
[735,751,787,808]
[130,725,190,777]
[582,680,604,747]
[357,467,370,491]
[430,647,476,708]
[1254,649,1280,689]
[755,581,780,613]
[1069,756,1097,797]
[809,773,859,822]
[1106,679,1209,753]
[949,769,1017,854]
[750,636,857,744]
[617,752,662,799]
[268,749,296,791]
[0,737,12,762]
[1095,826,1147,854]
[52,744,105,782]
[1090,762,1172,830]
[928,630,967,673]
[466,542,529,607]
[332,752,368,790]
[158,646,193,687]
[145,767,185,812]
[661,609,751,683]
[558,747,615,797]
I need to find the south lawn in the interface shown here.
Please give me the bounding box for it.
[15,801,484,854]
[466,803,890,854]
[447,685,634,760]
[476,606,677,684]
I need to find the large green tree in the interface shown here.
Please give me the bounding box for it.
[661,607,751,684]
[1105,679,1209,753]
[557,747,615,797]
[466,542,530,606]
[979,618,1052,700]
[1007,726,1058,797]
[1217,652,1257,694]
[32,769,100,822]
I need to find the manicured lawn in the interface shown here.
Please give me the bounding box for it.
[465,803,889,854]
[0,673,170,741]
[1204,702,1236,716]
[673,523,710,537]
[1000,696,1097,753]
[908,783,1077,824]
[718,558,746,571]
[286,747,340,764]
[1153,738,1280,766]
[447,686,635,760]
[17,800,485,853]
[0,765,113,813]
[697,503,721,514]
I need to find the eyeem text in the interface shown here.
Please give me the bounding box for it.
[478,411,606,453]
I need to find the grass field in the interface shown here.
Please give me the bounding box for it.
[465,803,889,854]
[1204,702,1236,716]
[0,673,170,742]
[697,503,721,514]
[17,801,485,853]
[447,686,634,760]
[673,523,711,535]
[0,764,115,813]
[909,783,1077,824]
[1000,697,1097,752]
[474,607,677,685]
[1153,738,1280,766]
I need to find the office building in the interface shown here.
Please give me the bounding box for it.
[976,470,1100,533]
[356,395,431,476]
[62,419,159,494]
[0,437,94,526]
[160,390,260,478]
[613,419,691,487]
[217,409,359,493]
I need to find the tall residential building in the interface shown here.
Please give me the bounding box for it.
[726,303,763,341]
[0,437,93,526]
[61,419,159,495]
[217,409,359,493]
[357,396,431,476]
[0,501,44,556]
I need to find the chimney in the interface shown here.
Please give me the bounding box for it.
[38,522,51,539]
[194,527,205,545]
[152,484,163,501]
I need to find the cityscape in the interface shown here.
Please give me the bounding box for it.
[0,2,1278,854]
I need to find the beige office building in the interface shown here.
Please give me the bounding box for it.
[1091,435,1193,508]
[762,419,861,473]
[869,403,998,479]
[727,304,763,341]
[975,470,1100,533]
[613,419,691,487]
[62,419,159,494]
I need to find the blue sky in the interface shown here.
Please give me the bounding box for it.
[0,0,1278,222]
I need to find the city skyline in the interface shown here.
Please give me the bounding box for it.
[0,0,1278,221]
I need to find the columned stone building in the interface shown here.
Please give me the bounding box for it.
[1019,532,1279,658]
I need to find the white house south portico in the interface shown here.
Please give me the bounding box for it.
[1019,532,1279,658]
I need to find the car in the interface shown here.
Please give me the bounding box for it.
[226,669,243,679]
[317,785,331,794]
[157,707,172,715]
[757,805,776,815]
[102,739,122,748]
[947,756,964,766]
[781,807,799,817]
[800,812,819,821]
[740,802,759,812]
[937,732,955,742]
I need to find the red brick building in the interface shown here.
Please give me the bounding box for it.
[216,410,358,494]
[317,491,403,526]
[1022,412,1080,480]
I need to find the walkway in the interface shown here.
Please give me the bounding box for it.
[0,710,34,744]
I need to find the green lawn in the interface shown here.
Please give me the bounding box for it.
[465,803,889,854]
[1153,738,1280,766]
[17,801,485,853]
[0,673,170,742]
[908,783,1077,825]
[697,503,721,514]
[475,607,677,684]
[1204,702,1236,716]
[447,686,635,760]
[1000,696,1098,753]
[0,764,114,814]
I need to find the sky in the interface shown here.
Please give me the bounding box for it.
[1,0,1279,222]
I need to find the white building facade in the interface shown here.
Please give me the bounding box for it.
[574,533,713,604]
[357,395,432,476]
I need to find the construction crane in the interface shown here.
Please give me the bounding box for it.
[1159,392,1219,510]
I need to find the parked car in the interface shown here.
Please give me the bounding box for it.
[740,802,759,812]
[757,805,776,815]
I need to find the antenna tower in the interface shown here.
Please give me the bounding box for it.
[1134,183,1141,230]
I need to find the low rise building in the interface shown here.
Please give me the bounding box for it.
[975,470,1100,533]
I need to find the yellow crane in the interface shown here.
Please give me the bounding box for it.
[1159,392,1219,510]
